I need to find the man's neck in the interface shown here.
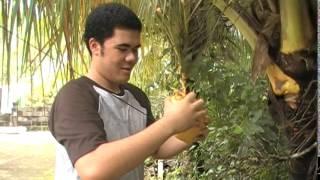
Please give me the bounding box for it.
[86,71,121,94]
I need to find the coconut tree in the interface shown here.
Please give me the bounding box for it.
[137,0,317,178]
[0,0,92,104]
[140,0,316,178]
[211,0,317,179]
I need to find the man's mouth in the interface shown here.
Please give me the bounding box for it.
[121,67,132,73]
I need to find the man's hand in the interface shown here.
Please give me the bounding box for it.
[152,115,210,159]
[163,92,207,134]
[192,116,209,142]
[175,114,210,144]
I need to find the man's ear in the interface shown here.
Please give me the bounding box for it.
[88,38,101,56]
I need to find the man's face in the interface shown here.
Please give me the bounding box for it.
[92,28,141,85]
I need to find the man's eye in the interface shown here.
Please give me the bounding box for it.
[117,47,128,52]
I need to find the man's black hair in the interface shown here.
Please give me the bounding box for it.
[83,3,142,55]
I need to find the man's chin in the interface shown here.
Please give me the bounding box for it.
[118,76,131,84]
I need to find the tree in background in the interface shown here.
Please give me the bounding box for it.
[137,0,317,178]
[212,0,317,179]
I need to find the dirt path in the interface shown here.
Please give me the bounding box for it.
[0,131,55,180]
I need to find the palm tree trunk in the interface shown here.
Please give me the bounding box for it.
[277,1,316,179]
[213,0,317,179]
[280,0,314,54]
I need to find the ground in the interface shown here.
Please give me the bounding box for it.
[0,131,166,179]
[0,131,55,180]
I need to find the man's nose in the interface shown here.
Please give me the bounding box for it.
[125,51,138,64]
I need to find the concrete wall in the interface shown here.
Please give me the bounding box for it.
[0,106,51,131]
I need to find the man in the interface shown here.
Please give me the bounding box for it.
[49,3,208,180]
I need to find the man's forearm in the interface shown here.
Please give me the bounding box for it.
[153,136,191,159]
[75,117,175,180]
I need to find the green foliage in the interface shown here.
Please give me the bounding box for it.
[141,40,289,179]
[163,58,289,179]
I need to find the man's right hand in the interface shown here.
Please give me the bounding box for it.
[163,92,207,134]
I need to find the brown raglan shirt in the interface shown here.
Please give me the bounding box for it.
[49,76,154,180]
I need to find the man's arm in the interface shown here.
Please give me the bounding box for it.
[152,136,190,159]
[153,122,209,159]
[75,92,206,180]
[75,117,174,180]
